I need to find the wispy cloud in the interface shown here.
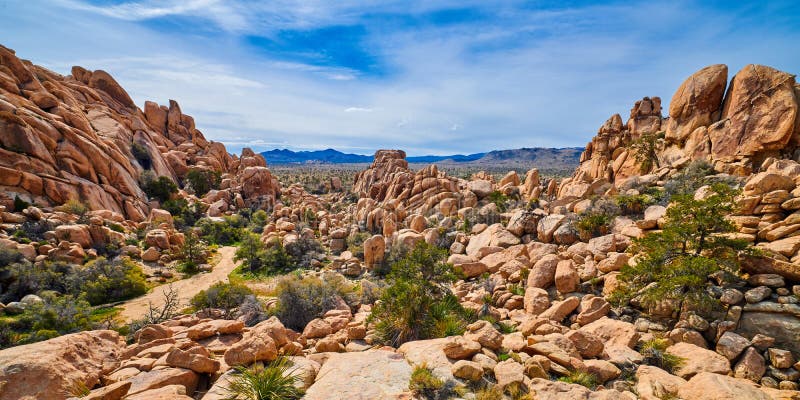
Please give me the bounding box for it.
[2,0,799,155]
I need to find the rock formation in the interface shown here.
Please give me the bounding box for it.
[0,45,278,221]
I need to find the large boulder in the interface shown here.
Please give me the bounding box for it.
[677,372,771,400]
[665,64,728,144]
[304,350,412,400]
[710,64,798,166]
[0,330,125,400]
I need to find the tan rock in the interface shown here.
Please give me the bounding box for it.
[464,320,503,351]
[677,372,771,400]
[442,336,481,360]
[0,330,124,400]
[635,365,686,400]
[666,342,731,379]
[451,360,483,381]
[223,335,277,367]
[666,64,728,144]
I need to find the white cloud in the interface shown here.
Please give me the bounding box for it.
[344,107,374,113]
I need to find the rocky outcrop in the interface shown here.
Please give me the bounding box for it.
[558,63,800,206]
[0,45,279,220]
[0,330,125,400]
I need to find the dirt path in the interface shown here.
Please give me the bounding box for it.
[118,246,239,322]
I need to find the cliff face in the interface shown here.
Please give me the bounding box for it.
[558,64,800,204]
[0,45,277,220]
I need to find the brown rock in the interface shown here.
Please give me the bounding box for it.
[0,330,124,400]
[165,347,220,374]
[666,342,731,379]
[734,347,766,382]
[666,64,728,144]
[464,320,503,350]
[126,368,199,397]
[677,372,771,400]
[442,336,481,360]
[223,335,277,367]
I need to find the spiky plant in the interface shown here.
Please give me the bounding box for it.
[224,356,303,400]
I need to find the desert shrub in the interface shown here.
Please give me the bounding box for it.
[613,182,749,315]
[131,142,152,170]
[185,169,221,197]
[662,160,716,201]
[630,131,663,173]
[346,232,370,259]
[475,386,504,400]
[0,258,72,303]
[13,195,30,212]
[70,257,147,306]
[558,370,598,389]
[369,242,472,346]
[59,198,89,220]
[177,229,209,273]
[285,236,323,268]
[615,193,657,215]
[141,172,178,203]
[409,364,445,399]
[487,190,510,212]
[235,233,270,274]
[225,356,304,400]
[248,210,269,233]
[273,274,356,331]
[191,282,253,318]
[16,293,94,343]
[128,284,180,334]
[196,216,245,245]
[576,211,612,239]
[14,220,53,243]
[638,338,684,373]
[163,198,205,229]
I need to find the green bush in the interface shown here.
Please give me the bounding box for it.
[630,131,663,173]
[284,236,323,268]
[177,229,209,273]
[273,274,355,331]
[558,370,598,389]
[576,212,612,239]
[197,216,246,245]
[185,169,221,197]
[613,183,750,315]
[409,364,445,399]
[70,257,147,306]
[638,338,684,373]
[248,210,269,233]
[487,190,510,212]
[141,172,178,203]
[163,198,206,229]
[0,256,72,303]
[14,293,94,345]
[191,282,253,318]
[225,356,304,400]
[346,232,370,259]
[615,193,656,215]
[369,242,472,346]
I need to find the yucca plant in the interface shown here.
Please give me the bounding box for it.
[225,356,303,400]
[638,338,684,374]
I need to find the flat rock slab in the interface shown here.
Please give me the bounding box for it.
[304,350,412,400]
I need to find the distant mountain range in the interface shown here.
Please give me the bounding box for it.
[261,147,583,167]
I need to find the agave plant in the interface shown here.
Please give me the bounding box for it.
[225,356,304,400]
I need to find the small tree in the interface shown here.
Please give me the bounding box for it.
[185,169,221,197]
[235,233,268,273]
[179,229,208,272]
[369,242,470,346]
[630,131,663,173]
[613,182,749,314]
[141,172,178,203]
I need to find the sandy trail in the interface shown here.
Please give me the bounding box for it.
[117,246,239,322]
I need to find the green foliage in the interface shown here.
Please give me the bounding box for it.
[178,229,209,273]
[273,274,356,331]
[475,386,504,400]
[558,370,599,389]
[487,190,510,212]
[284,236,324,268]
[248,210,269,233]
[409,364,445,399]
[663,160,716,200]
[576,212,612,239]
[235,234,271,274]
[191,282,253,318]
[196,216,246,245]
[71,257,147,306]
[13,195,30,212]
[131,142,152,170]
[630,131,664,173]
[615,193,657,215]
[163,198,206,229]
[369,242,472,346]
[59,198,89,219]
[346,232,370,259]
[185,169,221,197]
[11,293,95,346]
[225,356,304,400]
[614,183,749,315]
[638,338,684,373]
[140,172,178,203]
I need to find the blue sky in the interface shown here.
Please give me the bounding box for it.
[1,1,799,155]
